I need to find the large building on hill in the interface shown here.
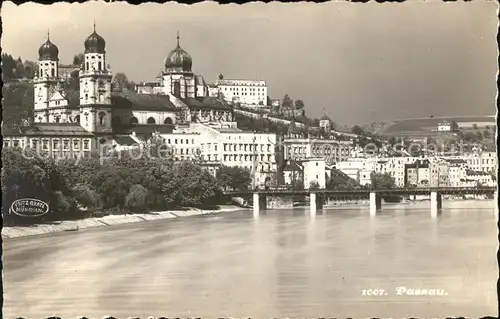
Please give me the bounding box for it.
[215,79,268,107]
[3,27,235,158]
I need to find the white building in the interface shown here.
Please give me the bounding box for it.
[319,115,333,132]
[463,170,495,187]
[216,79,267,106]
[159,122,277,186]
[336,158,377,186]
[302,158,326,189]
[443,151,497,175]
[284,137,353,165]
[437,120,451,132]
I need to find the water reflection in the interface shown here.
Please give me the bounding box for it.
[3,200,497,318]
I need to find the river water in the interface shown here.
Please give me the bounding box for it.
[3,200,497,318]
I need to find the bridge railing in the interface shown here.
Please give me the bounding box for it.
[223,186,497,195]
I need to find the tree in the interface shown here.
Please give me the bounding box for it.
[72,53,85,66]
[472,123,478,130]
[2,82,35,130]
[23,60,36,79]
[282,94,293,109]
[483,129,491,139]
[294,100,305,110]
[351,125,365,135]
[160,161,222,208]
[370,172,395,189]
[309,181,321,190]
[216,165,252,191]
[218,73,224,80]
[112,72,133,92]
[450,120,459,131]
[124,184,151,212]
[2,54,17,80]
[267,96,272,107]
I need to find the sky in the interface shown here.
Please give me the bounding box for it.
[2,0,498,125]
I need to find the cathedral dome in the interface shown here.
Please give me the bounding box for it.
[164,34,192,73]
[84,24,106,54]
[38,33,59,61]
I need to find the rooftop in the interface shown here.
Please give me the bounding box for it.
[3,123,94,137]
[112,91,177,111]
[114,135,137,146]
[466,169,490,176]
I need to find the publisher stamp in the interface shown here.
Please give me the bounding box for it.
[362,287,448,296]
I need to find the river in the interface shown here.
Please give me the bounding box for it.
[2,199,497,318]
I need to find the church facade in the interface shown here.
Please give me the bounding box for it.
[3,27,235,158]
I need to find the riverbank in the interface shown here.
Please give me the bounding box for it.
[1,205,248,239]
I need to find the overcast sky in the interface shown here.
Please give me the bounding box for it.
[2,1,498,125]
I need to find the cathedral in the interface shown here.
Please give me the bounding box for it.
[4,25,234,157]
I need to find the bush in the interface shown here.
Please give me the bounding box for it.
[124,184,150,212]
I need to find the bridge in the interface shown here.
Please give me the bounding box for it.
[223,186,497,217]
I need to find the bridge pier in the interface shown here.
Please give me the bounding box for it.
[309,193,324,216]
[310,193,317,216]
[253,193,259,217]
[369,192,382,216]
[430,191,442,218]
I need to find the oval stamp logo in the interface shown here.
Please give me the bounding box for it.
[9,198,49,217]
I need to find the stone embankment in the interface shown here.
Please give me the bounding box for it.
[2,205,246,239]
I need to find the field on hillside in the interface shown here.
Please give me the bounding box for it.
[379,116,495,135]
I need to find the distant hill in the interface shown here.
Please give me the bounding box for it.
[378,116,496,136]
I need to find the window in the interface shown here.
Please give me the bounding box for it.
[63,140,69,150]
[32,139,38,148]
[53,139,59,150]
[130,117,138,124]
[98,61,102,70]
[42,140,49,150]
[13,140,19,147]
[86,62,89,70]
[98,112,106,126]
[147,117,156,124]
[83,140,90,150]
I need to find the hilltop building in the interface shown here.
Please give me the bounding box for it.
[215,79,268,106]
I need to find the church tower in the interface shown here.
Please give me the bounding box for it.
[33,30,59,123]
[79,22,113,133]
[162,32,195,98]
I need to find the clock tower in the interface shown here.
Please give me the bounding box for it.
[79,22,113,133]
[33,31,59,123]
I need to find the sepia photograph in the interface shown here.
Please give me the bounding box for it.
[1,0,498,318]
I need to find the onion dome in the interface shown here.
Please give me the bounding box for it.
[164,32,192,73]
[84,22,106,54]
[38,30,59,61]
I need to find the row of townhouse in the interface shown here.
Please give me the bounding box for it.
[336,153,497,188]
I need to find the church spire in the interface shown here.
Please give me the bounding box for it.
[47,29,50,41]
[176,30,180,48]
[93,20,96,32]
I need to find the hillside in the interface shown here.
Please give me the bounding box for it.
[378,116,495,135]
[2,82,35,130]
